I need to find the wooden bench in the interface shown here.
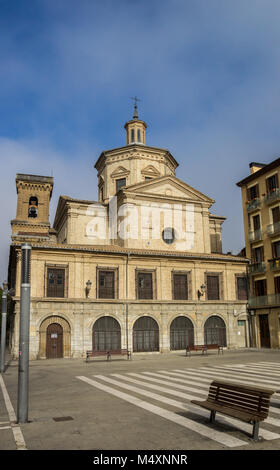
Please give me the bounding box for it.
[86,349,131,362]
[86,350,110,362]
[107,349,131,361]
[191,380,275,441]
[186,344,223,356]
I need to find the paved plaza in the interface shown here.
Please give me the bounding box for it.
[0,348,280,451]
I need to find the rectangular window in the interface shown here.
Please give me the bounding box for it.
[98,270,115,299]
[247,184,259,201]
[116,178,126,192]
[47,268,65,298]
[252,214,260,231]
[173,274,188,300]
[236,276,248,300]
[253,246,264,263]
[272,241,280,258]
[254,279,267,296]
[267,174,279,193]
[206,275,220,300]
[137,272,153,299]
[272,206,280,224]
[274,276,280,294]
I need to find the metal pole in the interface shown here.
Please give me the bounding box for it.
[17,243,31,424]
[0,284,7,373]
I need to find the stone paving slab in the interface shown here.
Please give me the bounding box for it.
[1,348,280,451]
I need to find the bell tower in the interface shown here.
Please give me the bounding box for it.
[11,174,55,242]
[124,97,147,145]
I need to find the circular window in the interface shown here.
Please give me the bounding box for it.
[162,227,175,244]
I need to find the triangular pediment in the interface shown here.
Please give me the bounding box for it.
[123,176,215,204]
[110,166,130,178]
[141,165,161,177]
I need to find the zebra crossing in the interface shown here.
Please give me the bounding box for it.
[77,361,280,448]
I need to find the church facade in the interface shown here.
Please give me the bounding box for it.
[8,106,249,359]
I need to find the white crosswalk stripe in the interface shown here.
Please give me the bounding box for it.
[173,367,280,391]
[214,365,280,378]
[76,361,280,448]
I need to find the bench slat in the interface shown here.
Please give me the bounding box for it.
[191,400,264,423]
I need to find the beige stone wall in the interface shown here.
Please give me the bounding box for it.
[10,297,248,360]
[18,248,248,302]
[9,245,248,359]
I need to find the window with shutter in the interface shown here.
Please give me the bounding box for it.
[272,241,280,258]
[253,246,264,263]
[267,174,279,193]
[173,274,188,300]
[252,214,260,231]
[206,275,220,300]
[137,272,153,299]
[248,185,259,201]
[98,271,115,299]
[47,268,65,298]
[254,279,267,296]
[272,206,280,224]
[236,276,248,300]
[274,276,280,294]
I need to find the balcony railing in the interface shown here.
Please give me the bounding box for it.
[269,258,280,271]
[267,221,280,236]
[248,229,263,243]
[248,262,266,274]
[248,293,280,307]
[264,188,280,205]
[246,198,261,212]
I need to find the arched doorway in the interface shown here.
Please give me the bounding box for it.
[204,315,227,347]
[46,323,63,359]
[39,316,71,359]
[133,316,159,352]
[170,316,194,350]
[92,316,121,351]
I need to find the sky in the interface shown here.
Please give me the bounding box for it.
[1,0,280,281]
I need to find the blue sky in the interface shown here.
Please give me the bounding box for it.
[1,0,280,280]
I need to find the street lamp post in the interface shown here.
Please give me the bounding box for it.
[17,243,31,423]
[0,281,8,373]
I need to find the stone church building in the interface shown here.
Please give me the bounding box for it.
[8,105,249,359]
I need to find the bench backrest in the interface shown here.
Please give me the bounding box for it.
[110,349,129,354]
[208,380,275,419]
[206,344,219,349]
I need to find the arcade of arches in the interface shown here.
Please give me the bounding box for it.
[39,314,227,358]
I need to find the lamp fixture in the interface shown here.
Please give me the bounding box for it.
[85,280,92,298]
[197,283,206,300]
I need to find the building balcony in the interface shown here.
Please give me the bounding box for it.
[248,229,263,243]
[264,188,280,205]
[269,258,280,271]
[246,198,261,212]
[267,221,280,237]
[248,293,280,307]
[248,262,266,274]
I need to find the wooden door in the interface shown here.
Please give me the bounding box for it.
[259,315,271,348]
[46,323,63,358]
